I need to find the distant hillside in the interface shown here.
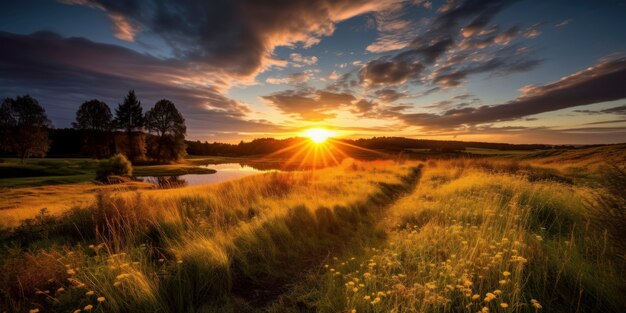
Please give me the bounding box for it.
[522,143,626,168]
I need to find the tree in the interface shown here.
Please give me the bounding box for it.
[144,99,187,162]
[114,90,145,161]
[0,95,52,162]
[73,99,114,158]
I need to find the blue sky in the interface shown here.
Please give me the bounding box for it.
[1,0,625,144]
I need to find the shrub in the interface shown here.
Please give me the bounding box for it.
[96,153,133,182]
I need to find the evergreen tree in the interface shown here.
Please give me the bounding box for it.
[114,90,145,161]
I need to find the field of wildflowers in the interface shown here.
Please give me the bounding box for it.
[1,156,624,312]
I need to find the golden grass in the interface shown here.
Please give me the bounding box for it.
[0,181,153,226]
[1,157,624,313]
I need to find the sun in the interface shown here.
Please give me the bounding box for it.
[303,128,335,144]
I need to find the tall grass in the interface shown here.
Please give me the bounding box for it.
[270,160,626,313]
[1,159,418,312]
[1,158,624,312]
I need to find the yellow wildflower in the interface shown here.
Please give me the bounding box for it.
[84,305,93,311]
[97,296,106,302]
[501,303,509,308]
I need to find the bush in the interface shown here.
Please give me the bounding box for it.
[96,153,133,182]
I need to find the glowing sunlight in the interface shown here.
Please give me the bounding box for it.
[302,128,335,144]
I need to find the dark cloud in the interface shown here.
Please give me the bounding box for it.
[359,58,424,86]
[583,119,626,125]
[395,38,454,64]
[67,0,395,77]
[574,104,626,115]
[400,57,626,128]
[434,0,515,35]
[433,52,541,87]
[262,89,356,121]
[354,99,379,113]
[0,31,281,139]
[374,88,407,102]
[358,0,541,91]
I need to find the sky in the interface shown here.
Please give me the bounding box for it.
[1,0,625,144]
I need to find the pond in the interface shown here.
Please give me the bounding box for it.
[136,163,279,188]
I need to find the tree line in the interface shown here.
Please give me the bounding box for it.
[0,91,187,163]
[186,136,561,157]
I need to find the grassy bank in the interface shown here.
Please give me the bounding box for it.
[0,157,234,188]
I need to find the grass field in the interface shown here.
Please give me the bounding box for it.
[0,145,625,312]
[0,157,228,188]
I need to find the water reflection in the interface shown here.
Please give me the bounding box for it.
[141,176,188,188]
[137,163,279,188]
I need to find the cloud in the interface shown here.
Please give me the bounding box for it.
[366,3,417,53]
[394,38,454,64]
[374,88,407,102]
[359,58,424,86]
[399,57,626,128]
[62,0,140,41]
[67,0,398,78]
[0,31,284,139]
[289,53,319,67]
[265,70,317,85]
[432,52,541,87]
[494,26,519,45]
[574,104,626,115]
[108,14,140,41]
[359,0,542,91]
[354,99,379,113]
[556,19,572,28]
[262,89,356,121]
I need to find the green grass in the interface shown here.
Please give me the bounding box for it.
[0,157,229,187]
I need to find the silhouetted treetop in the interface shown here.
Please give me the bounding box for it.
[144,99,186,137]
[114,90,143,132]
[0,95,52,161]
[145,99,187,162]
[73,99,113,131]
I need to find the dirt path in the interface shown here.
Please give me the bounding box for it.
[232,164,424,309]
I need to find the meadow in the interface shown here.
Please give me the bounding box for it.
[0,145,625,313]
